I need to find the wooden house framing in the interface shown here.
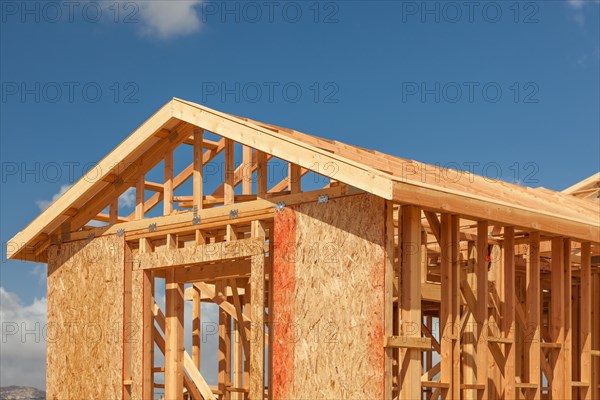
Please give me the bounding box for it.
[7,98,600,399]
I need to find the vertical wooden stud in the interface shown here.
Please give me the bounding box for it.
[551,237,565,400]
[593,267,600,400]
[109,197,119,225]
[123,244,132,400]
[243,278,251,392]
[451,215,461,400]
[580,242,592,399]
[421,229,428,284]
[503,227,516,400]
[288,163,301,194]
[256,151,267,198]
[384,201,395,399]
[476,221,489,397]
[242,146,253,195]
[215,280,231,400]
[164,150,174,216]
[164,269,184,400]
[192,287,201,370]
[193,128,204,209]
[440,213,454,399]
[224,139,235,205]
[399,205,422,399]
[564,239,573,397]
[135,176,145,220]
[142,269,154,400]
[526,232,540,399]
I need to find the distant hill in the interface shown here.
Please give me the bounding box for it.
[0,386,45,400]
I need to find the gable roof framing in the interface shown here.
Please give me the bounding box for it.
[563,172,600,201]
[7,98,600,261]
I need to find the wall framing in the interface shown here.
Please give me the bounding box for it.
[8,99,599,399]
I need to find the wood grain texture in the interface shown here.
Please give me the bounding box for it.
[272,194,386,399]
[130,265,143,400]
[47,236,125,399]
[135,237,263,271]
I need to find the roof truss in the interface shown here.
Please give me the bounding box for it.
[8,98,600,262]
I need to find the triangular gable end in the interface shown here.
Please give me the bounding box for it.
[8,98,600,262]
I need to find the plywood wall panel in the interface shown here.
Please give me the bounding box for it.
[272,194,386,399]
[271,207,297,400]
[47,236,125,399]
[130,264,144,400]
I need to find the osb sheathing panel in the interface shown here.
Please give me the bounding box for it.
[130,250,143,400]
[272,194,386,399]
[47,235,124,399]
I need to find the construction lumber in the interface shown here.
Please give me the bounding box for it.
[175,260,251,283]
[271,194,386,399]
[399,205,422,399]
[224,139,235,206]
[217,280,231,400]
[288,163,301,194]
[136,137,224,220]
[551,237,565,399]
[164,268,184,399]
[450,215,461,400]
[439,213,454,398]
[256,150,268,197]
[580,242,592,400]
[564,239,573,397]
[503,226,517,400]
[154,304,212,400]
[164,150,174,215]
[194,281,251,358]
[142,269,154,398]
[476,221,489,397]
[65,186,352,244]
[135,237,264,270]
[249,220,266,400]
[9,97,600,399]
[392,182,598,243]
[242,146,253,195]
[385,336,432,350]
[384,201,394,399]
[46,236,125,399]
[193,128,204,210]
[526,232,541,399]
[192,287,201,370]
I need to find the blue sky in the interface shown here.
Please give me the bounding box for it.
[1,0,599,390]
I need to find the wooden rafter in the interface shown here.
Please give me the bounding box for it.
[8,98,599,263]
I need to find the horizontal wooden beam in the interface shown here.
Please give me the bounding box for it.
[134,237,264,271]
[93,213,129,224]
[61,185,352,244]
[144,181,164,192]
[393,181,599,243]
[174,260,251,283]
[184,284,247,301]
[385,336,432,350]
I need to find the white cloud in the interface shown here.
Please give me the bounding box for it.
[0,287,47,391]
[119,187,136,209]
[137,0,203,40]
[572,12,585,28]
[28,264,47,287]
[35,184,70,211]
[566,0,585,9]
[564,0,597,28]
